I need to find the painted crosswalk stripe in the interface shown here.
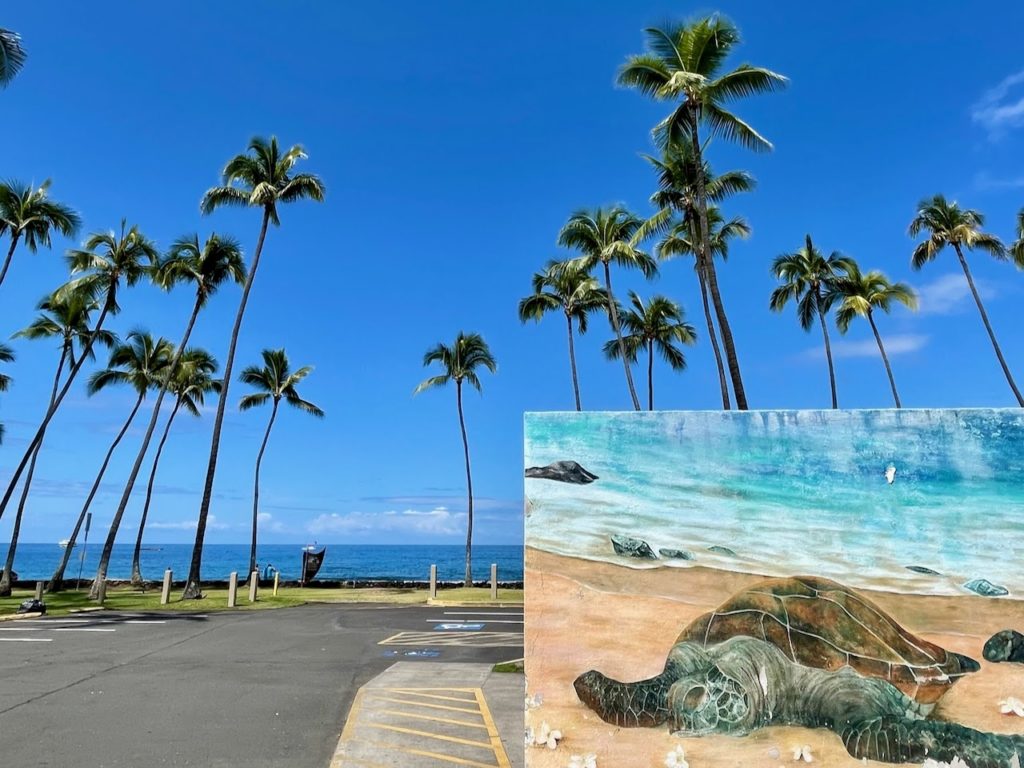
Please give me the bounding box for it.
[0,637,52,642]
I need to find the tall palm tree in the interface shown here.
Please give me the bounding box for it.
[183,136,325,599]
[129,348,221,587]
[239,349,323,578]
[0,179,81,290]
[619,15,786,409]
[518,260,608,410]
[602,292,697,410]
[81,334,174,597]
[909,195,1022,406]
[414,333,496,586]
[95,233,244,595]
[4,291,115,597]
[0,343,13,444]
[558,206,657,410]
[830,263,918,408]
[0,28,26,88]
[770,235,854,409]
[0,222,156,526]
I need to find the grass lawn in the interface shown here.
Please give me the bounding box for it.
[0,584,523,618]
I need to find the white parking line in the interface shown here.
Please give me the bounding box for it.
[442,611,523,616]
[0,637,52,642]
[54,628,116,632]
[427,619,523,624]
[124,620,166,625]
[0,627,40,631]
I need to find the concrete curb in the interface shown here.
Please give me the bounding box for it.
[0,611,42,622]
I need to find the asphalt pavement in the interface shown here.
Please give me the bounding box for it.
[0,604,524,767]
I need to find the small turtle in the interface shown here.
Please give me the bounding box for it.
[573,576,1020,767]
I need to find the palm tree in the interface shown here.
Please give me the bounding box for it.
[558,207,657,410]
[0,179,81,290]
[0,28,26,88]
[518,260,608,410]
[183,136,325,599]
[1011,207,1024,268]
[81,333,174,598]
[770,235,854,409]
[831,263,918,408]
[3,291,115,597]
[414,333,496,586]
[239,349,323,578]
[0,343,13,444]
[97,233,244,593]
[619,15,786,409]
[129,348,221,587]
[0,222,156,527]
[602,292,697,410]
[909,195,1022,406]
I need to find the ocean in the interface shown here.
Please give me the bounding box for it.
[4,543,524,583]
[525,409,1024,597]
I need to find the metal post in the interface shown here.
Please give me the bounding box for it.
[34,582,44,601]
[248,571,258,603]
[75,512,92,591]
[160,569,172,605]
[228,572,238,608]
[273,572,279,596]
[490,563,497,600]
[429,564,437,600]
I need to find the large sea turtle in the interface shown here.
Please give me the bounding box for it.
[574,576,1023,767]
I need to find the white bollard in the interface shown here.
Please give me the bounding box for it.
[273,572,280,596]
[490,563,497,600]
[34,581,44,601]
[228,572,238,608]
[160,569,172,605]
[429,564,437,600]
[248,571,258,603]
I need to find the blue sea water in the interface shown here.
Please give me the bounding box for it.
[524,409,1024,597]
[4,543,523,583]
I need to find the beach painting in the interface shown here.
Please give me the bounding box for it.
[524,410,1024,768]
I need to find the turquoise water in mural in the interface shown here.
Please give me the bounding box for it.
[524,409,1024,597]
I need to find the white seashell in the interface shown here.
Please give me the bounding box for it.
[792,744,813,762]
[546,735,558,749]
[999,697,1024,717]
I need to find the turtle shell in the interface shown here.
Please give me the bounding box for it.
[677,575,979,705]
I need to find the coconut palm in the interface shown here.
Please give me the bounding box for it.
[94,233,245,595]
[5,291,115,596]
[518,260,608,410]
[0,28,26,88]
[909,195,1022,406]
[183,136,325,599]
[602,292,697,410]
[81,333,174,598]
[770,235,855,409]
[0,222,157,526]
[239,349,323,578]
[129,348,221,587]
[414,333,496,586]
[0,343,13,444]
[830,263,917,408]
[619,16,786,409]
[0,179,81,290]
[558,206,657,410]
[1011,207,1024,268]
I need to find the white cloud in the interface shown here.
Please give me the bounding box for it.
[829,334,929,359]
[972,69,1024,137]
[914,273,993,316]
[307,506,462,537]
[257,512,286,534]
[974,171,1024,191]
[150,514,229,531]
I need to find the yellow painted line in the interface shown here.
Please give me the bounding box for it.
[390,687,478,693]
[377,631,406,645]
[475,689,512,768]
[331,688,367,768]
[385,690,479,704]
[336,756,390,768]
[364,694,481,715]
[356,739,500,768]
[362,721,494,749]
[379,708,489,730]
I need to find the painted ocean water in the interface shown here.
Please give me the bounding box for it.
[3,543,524,583]
[525,409,1024,597]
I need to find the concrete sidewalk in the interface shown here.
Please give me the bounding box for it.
[331,662,524,768]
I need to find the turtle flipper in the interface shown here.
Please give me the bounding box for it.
[841,716,1024,767]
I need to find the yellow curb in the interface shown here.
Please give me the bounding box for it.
[0,611,42,622]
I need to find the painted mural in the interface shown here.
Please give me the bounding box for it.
[524,410,1024,768]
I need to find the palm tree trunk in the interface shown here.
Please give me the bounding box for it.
[93,298,205,599]
[249,399,279,578]
[0,301,113,525]
[565,314,582,411]
[689,117,747,409]
[130,398,183,586]
[647,340,654,411]
[867,310,901,409]
[56,393,145,595]
[697,263,730,410]
[816,295,839,409]
[603,261,641,411]
[456,380,474,587]
[183,209,272,599]
[0,231,21,291]
[0,346,67,596]
[953,243,1024,407]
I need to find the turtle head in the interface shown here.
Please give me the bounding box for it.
[667,664,753,737]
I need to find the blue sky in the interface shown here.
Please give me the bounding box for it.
[1,2,1023,548]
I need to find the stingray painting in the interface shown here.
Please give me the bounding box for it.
[525,410,1024,768]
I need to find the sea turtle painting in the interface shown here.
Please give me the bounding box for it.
[575,576,1023,767]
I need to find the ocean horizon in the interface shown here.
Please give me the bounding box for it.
[3,543,524,583]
